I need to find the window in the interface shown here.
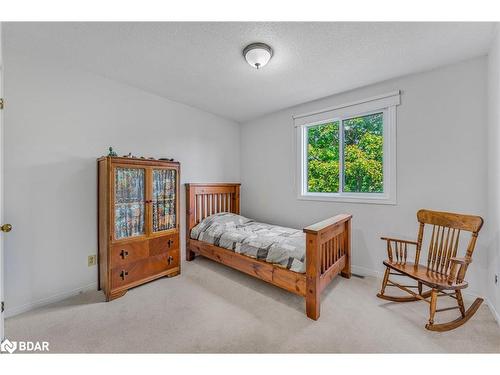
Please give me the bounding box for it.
[295,92,399,204]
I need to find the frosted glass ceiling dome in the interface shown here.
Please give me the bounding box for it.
[243,43,273,69]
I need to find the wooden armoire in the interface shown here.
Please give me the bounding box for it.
[97,156,180,301]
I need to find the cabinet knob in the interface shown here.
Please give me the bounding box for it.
[167,239,174,247]
[1,224,12,233]
[167,256,174,265]
[120,270,129,280]
[120,249,129,259]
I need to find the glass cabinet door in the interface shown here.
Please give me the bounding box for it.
[152,168,177,232]
[114,167,146,240]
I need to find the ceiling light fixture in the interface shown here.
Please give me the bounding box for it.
[243,43,273,69]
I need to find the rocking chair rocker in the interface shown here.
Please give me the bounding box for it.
[377,209,484,332]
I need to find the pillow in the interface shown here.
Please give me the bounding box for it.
[190,212,253,239]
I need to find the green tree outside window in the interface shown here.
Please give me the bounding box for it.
[307,112,383,193]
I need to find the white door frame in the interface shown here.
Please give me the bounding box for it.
[0,21,5,342]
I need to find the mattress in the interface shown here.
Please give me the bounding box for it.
[190,213,306,273]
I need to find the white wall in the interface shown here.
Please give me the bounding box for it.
[487,26,500,322]
[3,50,240,317]
[241,57,488,296]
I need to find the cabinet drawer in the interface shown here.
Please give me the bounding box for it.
[111,250,179,289]
[149,234,179,256]
[111,241,149,266]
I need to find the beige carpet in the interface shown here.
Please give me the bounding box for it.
[5,257,500,353]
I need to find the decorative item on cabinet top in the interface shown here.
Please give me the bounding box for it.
[104,147,177,162]
[108,146,118,157]
[97,156,180,301]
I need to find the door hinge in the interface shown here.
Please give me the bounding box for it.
[1,301,4,313]
[0,98,4,110]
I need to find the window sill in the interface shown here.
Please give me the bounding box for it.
[298,193,397,205]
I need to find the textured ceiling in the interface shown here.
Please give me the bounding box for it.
[3,22,495,122]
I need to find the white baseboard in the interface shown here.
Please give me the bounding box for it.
[486,299,500,325]
[5,282,98,318]
[352,265,383,279]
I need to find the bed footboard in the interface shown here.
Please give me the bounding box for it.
[303,214,352,320]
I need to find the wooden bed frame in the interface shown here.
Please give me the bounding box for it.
[185,183,352,320]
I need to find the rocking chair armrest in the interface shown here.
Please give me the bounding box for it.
[449,257,472,265]
[380,237,418,263]
[380,237,419,246]
[447,257,472,285]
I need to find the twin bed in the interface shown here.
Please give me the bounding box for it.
[185,183,352,320]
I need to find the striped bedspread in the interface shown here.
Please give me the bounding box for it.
[190,213,306,273]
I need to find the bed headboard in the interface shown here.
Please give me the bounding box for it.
[185,183,241,233]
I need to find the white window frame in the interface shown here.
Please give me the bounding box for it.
[294,91,399,205]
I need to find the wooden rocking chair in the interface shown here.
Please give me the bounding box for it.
[377,209,484,331]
